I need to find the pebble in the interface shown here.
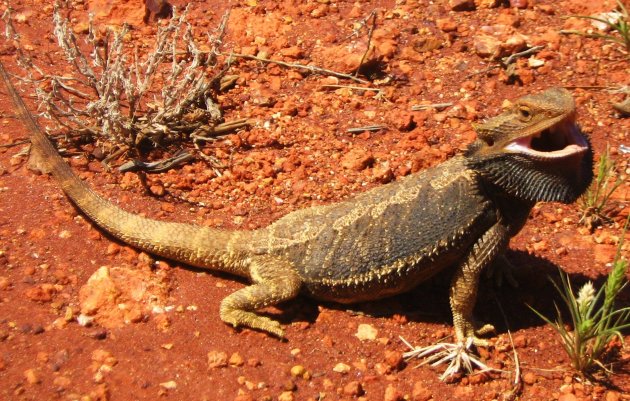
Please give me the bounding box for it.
[343,381,364,397]
[355,323,378,341]
[229,352,244,367]
[411,382,432,401]
[0,276,9,290]
[207,350,228,369]
[436,18,457,33]
[473,34,501,58]
[449,0,475,11]
[332,362,351,374]
[290,365,306,378]
[341,149,375,171]
[384,383,403,401]
[278,391,295,401]
[509,0,528,8]
[383,350,404,371]
[159,380,177,390]
[523,372,537,385]
[558,394,578,401]
[52,375,71,390]
[24,368,40,385]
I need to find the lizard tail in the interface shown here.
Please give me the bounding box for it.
[0,61,250,277]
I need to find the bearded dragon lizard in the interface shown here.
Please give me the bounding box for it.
[0,61,593,366]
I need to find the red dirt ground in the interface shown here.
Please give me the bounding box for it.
[0,1,629,400]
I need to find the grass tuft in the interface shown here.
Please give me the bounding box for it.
[529,217,630,375]
[579,144,624,231]
[561,0,630,53]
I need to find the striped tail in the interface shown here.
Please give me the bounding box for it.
[0,61,249,277]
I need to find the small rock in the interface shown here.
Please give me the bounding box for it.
[343,381,364,397]
[476,0,501,7]
[24,284,56,302]
[332,362,351,374]
[449,0,475,11]
[558,394,578,401]
[207,351,228,369]
[159,380,177,390]
[503,34,528,55]
[282,380,296,391]
[495,12,520,27]
[24,369,40,385]
[412,37,443,53]
[411,381,432,401]
[0,276,10,290]
[374,362,390,375]
[290,365,306,378]
[384,383,403,401]
[513,334,528,348]
[532,240,547,252]
[509,0,528,8]
[229,352,244,367]
[52,375,71,390]
[523,372,537,385]
[384,350,404,371]
[436,17,457,32]
[234,393,255,401]
[341,149,375,171]
[279,46,303,59]
[355,323,378,341]
[473,35,501,58]
[150,184,165,196]
[278,391,295,401]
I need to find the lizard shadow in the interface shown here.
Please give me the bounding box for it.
[267,249,629,337]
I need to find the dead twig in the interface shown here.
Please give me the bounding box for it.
[320,84,381,93]
[354,10,377,78]
[118,149,194,173]
[347,125,387,133]
[466,45,544,78]
[411,102,453,111]
[191,118,250,141]
[223,53,369,84]
[0,138,29,148]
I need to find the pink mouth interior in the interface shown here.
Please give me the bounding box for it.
[504,120,588,159]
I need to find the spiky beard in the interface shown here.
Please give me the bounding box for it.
[464,136,594,204]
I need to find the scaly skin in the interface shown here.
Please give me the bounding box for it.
[0,61,593,343]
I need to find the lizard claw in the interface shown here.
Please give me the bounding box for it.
[401,336,496,381]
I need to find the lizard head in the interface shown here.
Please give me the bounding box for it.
[465,87,593,203]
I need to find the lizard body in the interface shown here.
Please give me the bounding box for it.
[0,61,593,343]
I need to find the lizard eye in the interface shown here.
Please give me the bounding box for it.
[518,106,532,121]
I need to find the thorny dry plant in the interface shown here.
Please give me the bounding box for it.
[2,4,243,169]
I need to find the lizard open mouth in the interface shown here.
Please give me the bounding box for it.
[504,117,589,160]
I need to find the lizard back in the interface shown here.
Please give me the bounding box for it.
[250,157,498,302]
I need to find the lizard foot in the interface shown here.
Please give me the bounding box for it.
[220,307,285,338]
[401,336,496,381]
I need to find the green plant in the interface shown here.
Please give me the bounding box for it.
[561,0,630,52]
[579,144,623,230]
[530,219,630,375]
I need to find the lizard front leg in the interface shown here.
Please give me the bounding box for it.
[219,255,302,338]
[403,221,510,380]
[450,220,510,345]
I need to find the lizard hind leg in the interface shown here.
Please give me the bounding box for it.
[219,255,302,338]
